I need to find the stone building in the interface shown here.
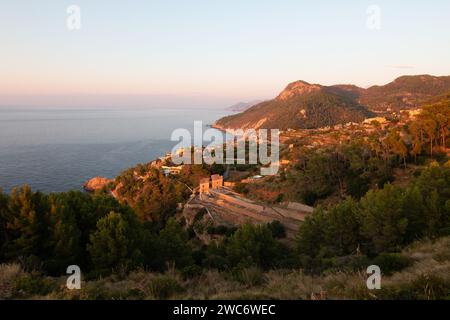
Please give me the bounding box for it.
[199,178,210,194]
[211,174,223,189]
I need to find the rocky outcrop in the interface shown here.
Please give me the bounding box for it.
[84,177,113,192]
[276,81,321,101]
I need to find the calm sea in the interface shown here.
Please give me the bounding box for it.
[0,107,230,193]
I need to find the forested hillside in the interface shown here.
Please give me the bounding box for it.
[215,75,450,130]
[215,81,372,130]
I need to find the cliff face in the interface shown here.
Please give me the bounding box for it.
[215,75,450,130]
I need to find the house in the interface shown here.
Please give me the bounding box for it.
[199,175,224,194]
[199,178,210,194]
[211,174,223,189]
[162,165,184,176]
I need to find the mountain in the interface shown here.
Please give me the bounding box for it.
[215,75,450,130]
[361,75,450,112]
[226,100,263,112]
[215,81,373,130]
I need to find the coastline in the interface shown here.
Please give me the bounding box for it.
[83,119,230,192]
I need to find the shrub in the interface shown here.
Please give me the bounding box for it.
[325,255,371,273]
[275,193,284,203]
[300,190,318,206]
[232,267,266,288]
[148,275,184,299]
[79,281,110,300]
[186,226,196,239]
[13,272,56,297]
[372,253,413,276]
[377,175,394,189]
[234,183,249,195]
[0,263,23,299]
[267,221,286,239]
[380,274,450,300]
[202,254,229,270]
[207,225,231,235]
[346,176,370,199]
[180,265,202,279]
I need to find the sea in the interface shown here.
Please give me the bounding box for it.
[0,107,231,193]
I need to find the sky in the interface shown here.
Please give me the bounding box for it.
[1,0,450,107]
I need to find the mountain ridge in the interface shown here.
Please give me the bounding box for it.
[215,75,450,130]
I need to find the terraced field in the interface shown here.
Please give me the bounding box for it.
[187,187,313,241]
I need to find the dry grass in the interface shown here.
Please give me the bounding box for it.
[0,263,23,299]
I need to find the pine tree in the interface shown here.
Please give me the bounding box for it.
[359,185,408,254]
[5,186,51,260]
[226,223,281,269]
[87,211,142,274]
[157,218,193,269]
[45,198,83,274]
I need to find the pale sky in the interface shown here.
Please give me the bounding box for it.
[1,0,450,107]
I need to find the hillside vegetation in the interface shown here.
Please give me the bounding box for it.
[0,163,449,300]
[1,236,449,300]
[361,75,450,112]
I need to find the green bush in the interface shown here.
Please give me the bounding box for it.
[207,225,236,236]
[372,253,413,276]
[300,190,318,206]
[275,193,285,203]
[180,265,202,279]
[346,175,370,199]
[13,272,56,297]
[325,255,371,273]
[234,183,249,195]
[377,175,394,189]
[267,221,286,239]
